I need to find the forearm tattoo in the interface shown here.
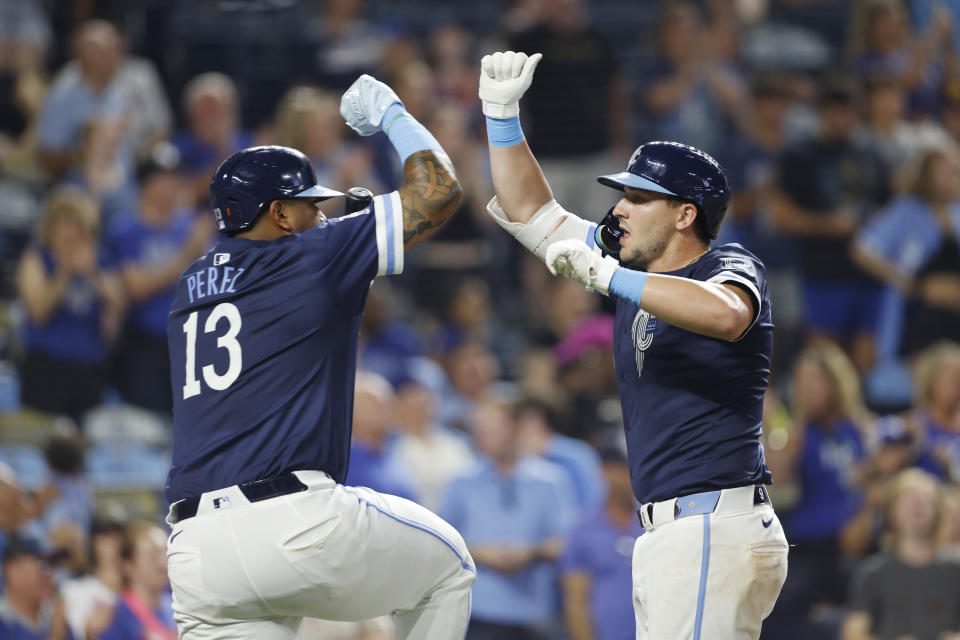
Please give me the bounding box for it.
[399,150,462,247]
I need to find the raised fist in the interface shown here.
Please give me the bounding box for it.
[479,51,542,119]
[340,74,403,137]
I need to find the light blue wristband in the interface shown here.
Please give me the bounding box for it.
[485,115,525,148]
[383,102,444,164]
[610,268,649,305]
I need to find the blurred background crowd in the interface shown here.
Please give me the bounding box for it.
[1,0,960,638]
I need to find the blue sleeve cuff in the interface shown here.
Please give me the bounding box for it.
[383,102,444,164]
[485,115,525,148]
[609,268,648,305]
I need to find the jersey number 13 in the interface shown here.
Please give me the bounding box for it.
[182,302,242,399]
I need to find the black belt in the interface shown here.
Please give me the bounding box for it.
[171,473,308,524]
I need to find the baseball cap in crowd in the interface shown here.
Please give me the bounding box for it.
[387,356,446,394]
[136,141,181,184]
[2,535,53,565]
[874,415,914,446]
[90,510,128,537]
[389,364,424,392]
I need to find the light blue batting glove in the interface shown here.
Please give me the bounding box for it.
[340,74,404,137]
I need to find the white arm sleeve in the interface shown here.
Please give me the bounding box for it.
[486,196,600,261]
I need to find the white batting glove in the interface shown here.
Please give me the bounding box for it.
[479,51,543,118]
[546,239,620,295]
[340,74,403,136]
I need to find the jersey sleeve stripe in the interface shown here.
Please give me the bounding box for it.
[388,191,403,275]
[585,223,597,249]
[372,192,404,277]
[373,194,389,276]
[707,271,762,340]
[384,195,396,274]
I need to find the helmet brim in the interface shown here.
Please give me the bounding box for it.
[597,172,678,197]
[293,185,345,200]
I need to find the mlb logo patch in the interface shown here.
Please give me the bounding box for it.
[214,253,230,266]
[213,496,231,509]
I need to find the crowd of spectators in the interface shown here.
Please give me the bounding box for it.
[0,0,959,639]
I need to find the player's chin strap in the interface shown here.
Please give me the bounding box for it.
[486,196,599,262]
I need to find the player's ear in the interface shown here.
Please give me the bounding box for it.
[268,200,293,232]
[675,202,698,233]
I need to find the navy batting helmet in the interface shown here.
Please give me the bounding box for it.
[209,146,343,233]
[597,141,731,239]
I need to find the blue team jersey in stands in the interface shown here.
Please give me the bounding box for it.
[613,243,773,503]
[108,210,195,337]
[165,193,404,503]
[23,248,111,364]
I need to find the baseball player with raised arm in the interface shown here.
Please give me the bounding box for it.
[479,51,788,639]
[163,75,475,640]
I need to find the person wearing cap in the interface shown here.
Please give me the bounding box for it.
[769,74,891,374]
[0,535,73,639]
[106,143,214,415]
[479,50,787,638]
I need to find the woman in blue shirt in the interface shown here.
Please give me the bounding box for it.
[15,186,123,424]
[765,344,876,638]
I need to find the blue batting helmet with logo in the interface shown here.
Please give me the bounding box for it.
[209,146,343,233]
[597,141,731,239]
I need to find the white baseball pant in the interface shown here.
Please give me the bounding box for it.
[632,485,788,639]
[165,471,476,639]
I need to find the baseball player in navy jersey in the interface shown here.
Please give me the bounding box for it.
[479,51,788,639]
[163,75,475,639]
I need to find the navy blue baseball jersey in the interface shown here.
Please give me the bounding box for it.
[613,243,773,504]
[165,192,404,503]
